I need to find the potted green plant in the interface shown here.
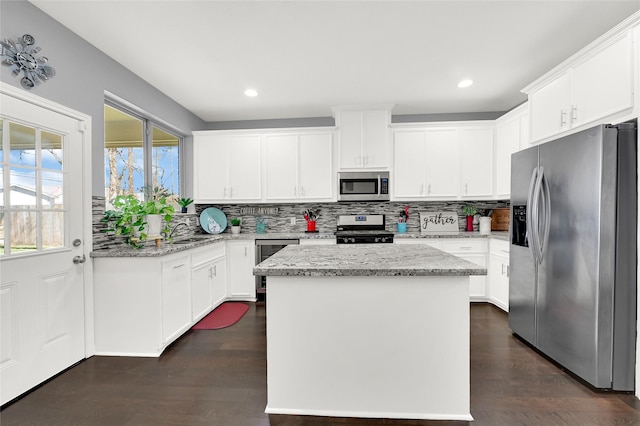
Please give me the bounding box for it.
[139,186,175,238]
[462,205,478,232]
[177,197,193,213]
[230,217,241,234]
[101,194,145,248]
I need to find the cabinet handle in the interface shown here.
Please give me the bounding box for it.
[301,186,305,196]
[501,264,505,275]
[230,187,234,198]
[460,246,472,250]
[294,186,297,197]
[571,105,578,122]
[506,265,510,278]
[560,110,567,127]
[173,263,186,269]
[465,183,468,194]
[428,184,431,195]
[213,265,217,277]
[244,247,247,257]
[223,187,227,198]
[208,266,213,279]
[420,183,424,195]
[500,249,509,254]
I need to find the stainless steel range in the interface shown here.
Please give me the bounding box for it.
[335,214,393,244]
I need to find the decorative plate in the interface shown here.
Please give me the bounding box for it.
[200,207,227,234]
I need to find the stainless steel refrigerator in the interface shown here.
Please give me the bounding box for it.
[509,120,637,391]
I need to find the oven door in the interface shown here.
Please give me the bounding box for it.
[338,172,389,201]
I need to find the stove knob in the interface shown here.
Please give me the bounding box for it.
[374,237,380,243]
[349,237,355,243]
[342,237,349,244]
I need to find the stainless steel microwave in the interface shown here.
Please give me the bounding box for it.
[338,171,390,201]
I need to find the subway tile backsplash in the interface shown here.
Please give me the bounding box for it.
[92,197,509,251]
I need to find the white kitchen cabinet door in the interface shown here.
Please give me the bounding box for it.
[456,253,487,300]
[393,130,427,198]
[226,241,256,300]
[161,255,192,344]
[495,117,521,198]
[299,133,333,200]
[211,256,227,309]
[194,134,228,201]
[362,109,391,168]
[529,73,571,143]
[570,33,634,129]
[337,109,363,169]
[336,108,392,169]
[489,239,510,312]
[191,260,214,322]
[228,135,262,201]
[265,134,298,200]
[460,127,493,198]
[425,128,460,198]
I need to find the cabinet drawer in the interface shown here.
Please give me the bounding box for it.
[394,239,442,249]
[490,238,510,256]
[191,243,226,266]
[441,239,488,253]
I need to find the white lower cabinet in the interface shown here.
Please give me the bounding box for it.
[488,239,510,312]
[191,244,226,322]
[161,254,193,344]
[94,241,232,357]
[394,238,487,300]
[226,240,256,300]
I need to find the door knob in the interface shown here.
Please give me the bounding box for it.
[73,255,86,264]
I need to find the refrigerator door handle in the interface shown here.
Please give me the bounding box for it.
[532,166,546,264]
[538,169,551,262]
[526,166,540,264]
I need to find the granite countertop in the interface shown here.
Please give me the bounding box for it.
[90,232,335,258]
[253,244,487,277]
[394,231,510,241]
[91,231,509,258]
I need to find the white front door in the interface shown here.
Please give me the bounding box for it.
[0,88,88,405]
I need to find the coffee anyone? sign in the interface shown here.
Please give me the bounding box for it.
[419,211,459,233]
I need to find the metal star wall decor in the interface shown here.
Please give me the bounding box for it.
[1,34,56,89]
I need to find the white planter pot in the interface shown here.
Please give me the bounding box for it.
[231,225,241,234]
[145,214,163,238]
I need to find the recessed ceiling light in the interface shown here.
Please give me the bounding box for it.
[457,79,473,88]
[244,88,258,97]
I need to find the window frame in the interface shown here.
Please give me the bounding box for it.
[104,99,185,202]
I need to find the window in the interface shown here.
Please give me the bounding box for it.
[104,102,181,208]
[0,119,65,255]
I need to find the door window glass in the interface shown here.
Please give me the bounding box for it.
[1,120,66,255]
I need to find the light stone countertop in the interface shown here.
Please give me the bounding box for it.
[253,244,487,277]
[90,231,509,258]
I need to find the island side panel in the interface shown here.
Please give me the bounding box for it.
[265,275,472,421]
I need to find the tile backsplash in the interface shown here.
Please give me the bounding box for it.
[92,197,509,251]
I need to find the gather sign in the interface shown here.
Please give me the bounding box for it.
[419,211,459,234]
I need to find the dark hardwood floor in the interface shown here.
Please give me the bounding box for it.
[2,303,639,425]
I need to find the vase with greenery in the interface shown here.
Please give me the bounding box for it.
[178,197,193,213]
[230,217,241,234]
[462,205,478,232]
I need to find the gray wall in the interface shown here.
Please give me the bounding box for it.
[0,1,207,196]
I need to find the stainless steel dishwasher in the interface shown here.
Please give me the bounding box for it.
[255,239,299,301]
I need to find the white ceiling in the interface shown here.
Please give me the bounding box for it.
[31,1,640,123]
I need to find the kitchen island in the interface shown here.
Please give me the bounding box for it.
[253,244,486,421]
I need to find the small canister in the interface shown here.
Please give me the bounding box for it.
[479,217,492,234]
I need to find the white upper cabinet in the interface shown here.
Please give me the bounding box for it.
[424,128,460,198]
[193,133,262,203]
[264,131,333,202]
[393,130,428,198]
[393,123,492,200]
[460,127,493,198]
[495,103,528,199]
[525,26,636,144]
[334,106,393,169]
